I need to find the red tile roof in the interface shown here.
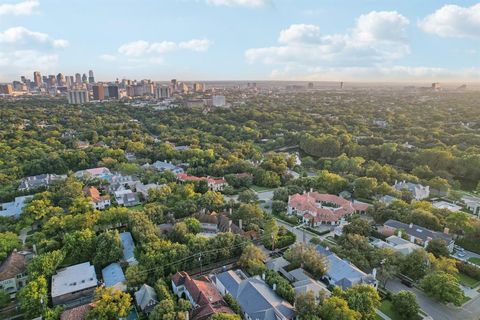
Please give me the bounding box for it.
[176,173,226,185]
[60,303,93,320]
[290,192,369,223]
[0,251,27,281]
[83,186,110,203]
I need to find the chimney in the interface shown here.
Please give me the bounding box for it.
[273,283,277,291]
[262,273,265,280]
[229,220,232,232]
[409,223,413,229]
[443,227,449,235]
[397,230,401,238]
[229,208,232,215]
[239,219,243,230]
[310,188,313,193]
[372,268,377,279]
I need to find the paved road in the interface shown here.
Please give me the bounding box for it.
[386,278,480,320]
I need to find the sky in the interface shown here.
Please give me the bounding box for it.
[0,0,479,82]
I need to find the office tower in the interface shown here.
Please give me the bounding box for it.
[432,82,441,90]
[67,90,89,104]
[193,82,205,92]
[33,71,42,87]
[21,76,27,83]
[171,79,177,91]
[92,84,105,100]
[0,84,13,94]
[88,70,95,84]
[155,85,171,99]
[107,85,119,99]
[48,75,56,87]
[42,76,48,84]
[56,73,65,86]
[13,81,26,91]
[75,73,82,84]
[82,73,88,83]
[126,85,135,97]
[212,95,226,107]
[178,82,188,93]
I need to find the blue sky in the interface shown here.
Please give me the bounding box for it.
[0,0,479,82]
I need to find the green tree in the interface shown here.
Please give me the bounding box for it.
[125,264,148,288]
[353,177,378,199]
[420,271,464,306]
[184,217,201,234]
[320,296,361,320]
[17,275,48,318]
[149,299,176,320]
[295,291,321,319]
[392,291,419,320]
[401,249,432,281]
[27,250,66,278]
[263,218,279,250]
[211,313,241,320]
[343,285,381,320]
[93,230,123,267]
[343,218,372,237]
[0,231,21,260]
[233,203,265,229]
[238,244,266,275]
[0,290,10,308]
[284,243,326,278]
[87,287,132,320]
[426,239,450,257]
[238,189,258,203]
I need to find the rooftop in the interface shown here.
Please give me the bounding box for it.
[120,232,137,264]
[51,262,97,298]
[101,263,126,288]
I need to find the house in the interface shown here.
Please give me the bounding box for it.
[432,201,462,212]
[83,186,110,210]
[18,173,66,191]
[0,250,33,297]
[316,245,377,290]
[60,303,93,320]
[379,195,398,206]
[196,213,219,235]
[288,192,369,226]
[108,174,141,192]
[176,173,228,192]
[134,182,164,200]
[102,263,126,292]
[461,195,480,216]
[172,271,235,320]
[372,235,420,256]
[383,219,454,252]
[0,195,33,218]
[213,269,295,320]
[289,268,330,298]
[217,214,244,235]
[51,262,98,306]
[135,284,158,314]
[120,232,137,265]
[74,167,112,180]
[150,160,184,174]
[114,189,141,207]
[393,180,430,200]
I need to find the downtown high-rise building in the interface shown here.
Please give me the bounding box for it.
[67,90,89,104]
[75,73,82,84]
[193,82,205,92]
[33,71,42,88]
[155,85,171,99]
[88,70,95,84]
[57,73,65,86]
[107,85,119,99]
[82,73,88,83]
[92,84,105,100]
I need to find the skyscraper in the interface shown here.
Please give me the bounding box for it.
[88,70,95,84]
[33,71,42,88]
[75,73,82,84]
[57,73,65,86]
[107,85,119,99]
[82,73,88,83]
[92,84,105,101]
[67,90,89,104]
[0,84,13,95]
[193,83,205,92]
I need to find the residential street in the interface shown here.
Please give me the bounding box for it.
[386,278,480,320]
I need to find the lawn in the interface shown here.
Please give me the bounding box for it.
[127,204,144,211]
[457,272,480,288]
[378,300,421,320]
[467,257,480,266]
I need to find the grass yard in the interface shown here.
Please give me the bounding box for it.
[467,257,480,266]
[378,300,421,320]
[127,204,144,211]
[457,272,480,288]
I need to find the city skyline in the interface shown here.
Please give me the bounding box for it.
[0,0,479,82]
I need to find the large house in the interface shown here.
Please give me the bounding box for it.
[172,271,235,320]
[462,195,480,216]
[74,167,112,180]
[134,182,164,200]
[432,201,462,212]
[372,235,421,256]
[51,262,98,306]
[0,250,33,297]
[393,180,430,200]
[83,186,110,210]
[102,263,126,292]
[0,195,33,218]
[150,160,184,174]
[213,269,296,320]
[114,189,141,207]
[316,245,377,290]
[288,192,369,226]
[135,284,158,314]
[176,173,228,192]
[18,173,66,191]
[383,219,454,252]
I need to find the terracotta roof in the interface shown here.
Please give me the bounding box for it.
[83,186,110,203]
[60,303,93,320]
[176,173,227,185]
[290,192,368,223]
[0,251,27,281]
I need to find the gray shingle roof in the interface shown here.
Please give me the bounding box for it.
[120,232,137,264]
[384,219,452,243]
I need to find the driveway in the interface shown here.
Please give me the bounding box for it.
[386,278,480,320]
[256,190,274,213]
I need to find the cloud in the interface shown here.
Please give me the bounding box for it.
[99,54,117,61]
[0,26,69,49]
[206,0,268,8]
[116,38,212,57]
[245,11,410,70]
[419,3,480,38]
[0,0,39,15]
[0,50,59,75]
